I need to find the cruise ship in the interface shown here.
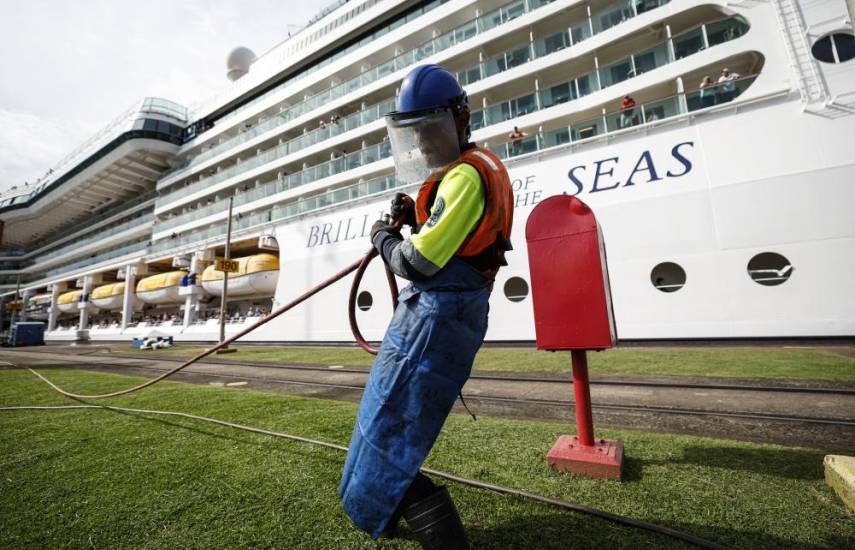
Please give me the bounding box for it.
[1,0,853,344]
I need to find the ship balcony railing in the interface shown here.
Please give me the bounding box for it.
[162,96,396,185]
[150,172,400,254]
[488,75,757,159]
[36,213,154,265]
[155,140,393,234]
[470,16,748,131]
[158,0,689,215]
[33,239,149,283]
[176,0,671,187]
[25,190,157,255]
[156,23,747,242]
[201,0,451,131]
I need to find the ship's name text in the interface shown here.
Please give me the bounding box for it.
[567,141,694,195]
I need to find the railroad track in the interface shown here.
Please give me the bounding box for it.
[30,358,855,429]
[97,352,855,396]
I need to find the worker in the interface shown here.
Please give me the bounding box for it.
[339,64,514,549]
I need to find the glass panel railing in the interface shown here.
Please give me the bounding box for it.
[487,75,757,160]
[158,95,397,205]
[472,16,746,129]
[37,239,149,281]
[38,213,154,264]
[170,0,568,184]
[684,75,755,111]
[164,0,677,208]
[150,74,758,256]
[156,140,393,233]
[458,0,670,88]
[160,14,746,236]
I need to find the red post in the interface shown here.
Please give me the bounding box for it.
[571,350,595,447]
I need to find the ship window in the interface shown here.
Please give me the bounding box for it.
[651,262,686,293]
[357,291,373,311]
[812,33,855,63]
[747,252,792,286]
[503,277,529,302]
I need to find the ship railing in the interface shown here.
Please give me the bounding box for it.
[36,213,154,265]
[489,75,758,160]
[174,0,669,189]
[471,15,749,131]
[1,98,186,207]
[162,1,733,219]
[155,139,393,234]
[159,12,745,227]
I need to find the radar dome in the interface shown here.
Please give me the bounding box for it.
[226,46,256,81]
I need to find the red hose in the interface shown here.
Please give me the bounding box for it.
[347,226,401,355]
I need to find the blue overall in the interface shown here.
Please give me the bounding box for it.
[339,257,490,538]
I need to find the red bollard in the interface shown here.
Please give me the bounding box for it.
[526,195,623,480]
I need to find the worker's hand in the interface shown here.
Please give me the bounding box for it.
[370,219,400,243]
[390,193,416,228]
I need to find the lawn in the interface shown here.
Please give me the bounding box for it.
[1,367,852,549]
[116,344,855,381]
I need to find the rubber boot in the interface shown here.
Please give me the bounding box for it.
[403,486,470,550]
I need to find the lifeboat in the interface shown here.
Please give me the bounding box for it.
[57,290,97,313]
[201,254,279,297]
[136,271,187,304]
[91,282,139,310]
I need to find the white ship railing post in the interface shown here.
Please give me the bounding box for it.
[121,264,137,331]
[47,283,62,332]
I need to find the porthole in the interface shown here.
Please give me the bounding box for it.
[650,262,686,293]
[357,291,373,311]
[811,32,855,64]
[747,252,792,286]
[503,277,529,302]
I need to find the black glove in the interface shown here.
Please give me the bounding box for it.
[370,219,399,244]
[390,192,416,228]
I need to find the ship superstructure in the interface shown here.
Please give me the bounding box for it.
[2,0,853,342]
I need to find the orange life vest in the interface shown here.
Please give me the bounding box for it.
[414,146,514,275]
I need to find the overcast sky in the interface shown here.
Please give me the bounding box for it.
[0,0,321,193]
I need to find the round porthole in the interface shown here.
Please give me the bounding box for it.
[811,32,855,64]
[650,262,686,293]
[357,291,373,311]
[747,252,792,286]
[503,277,529,302]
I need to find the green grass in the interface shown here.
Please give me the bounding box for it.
[1,368,852,549]
[117,344,855,381]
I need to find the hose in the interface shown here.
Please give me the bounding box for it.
[17,217,404,399]
[0,403,728,549]
[347,247,398,355]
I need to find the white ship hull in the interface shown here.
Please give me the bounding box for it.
[246,98,854,343]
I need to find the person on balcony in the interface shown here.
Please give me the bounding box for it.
[620,95,637,128]
[717,68,741,103]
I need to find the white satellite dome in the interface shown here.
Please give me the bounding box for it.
[226,46,256,81]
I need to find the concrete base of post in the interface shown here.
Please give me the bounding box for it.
[547,435,624,480]
[72,329,91,345]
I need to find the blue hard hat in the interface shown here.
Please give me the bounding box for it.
[396,64,468,114]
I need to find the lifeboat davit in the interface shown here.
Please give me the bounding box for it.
[201,254,279,297]
[91,282,139,310]
[57,290,97,313]
[136,271,187,304]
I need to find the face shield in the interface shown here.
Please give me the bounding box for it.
[385,107,461,186]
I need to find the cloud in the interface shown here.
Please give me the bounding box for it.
[0,0,321,193]
[0,109,91,191]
